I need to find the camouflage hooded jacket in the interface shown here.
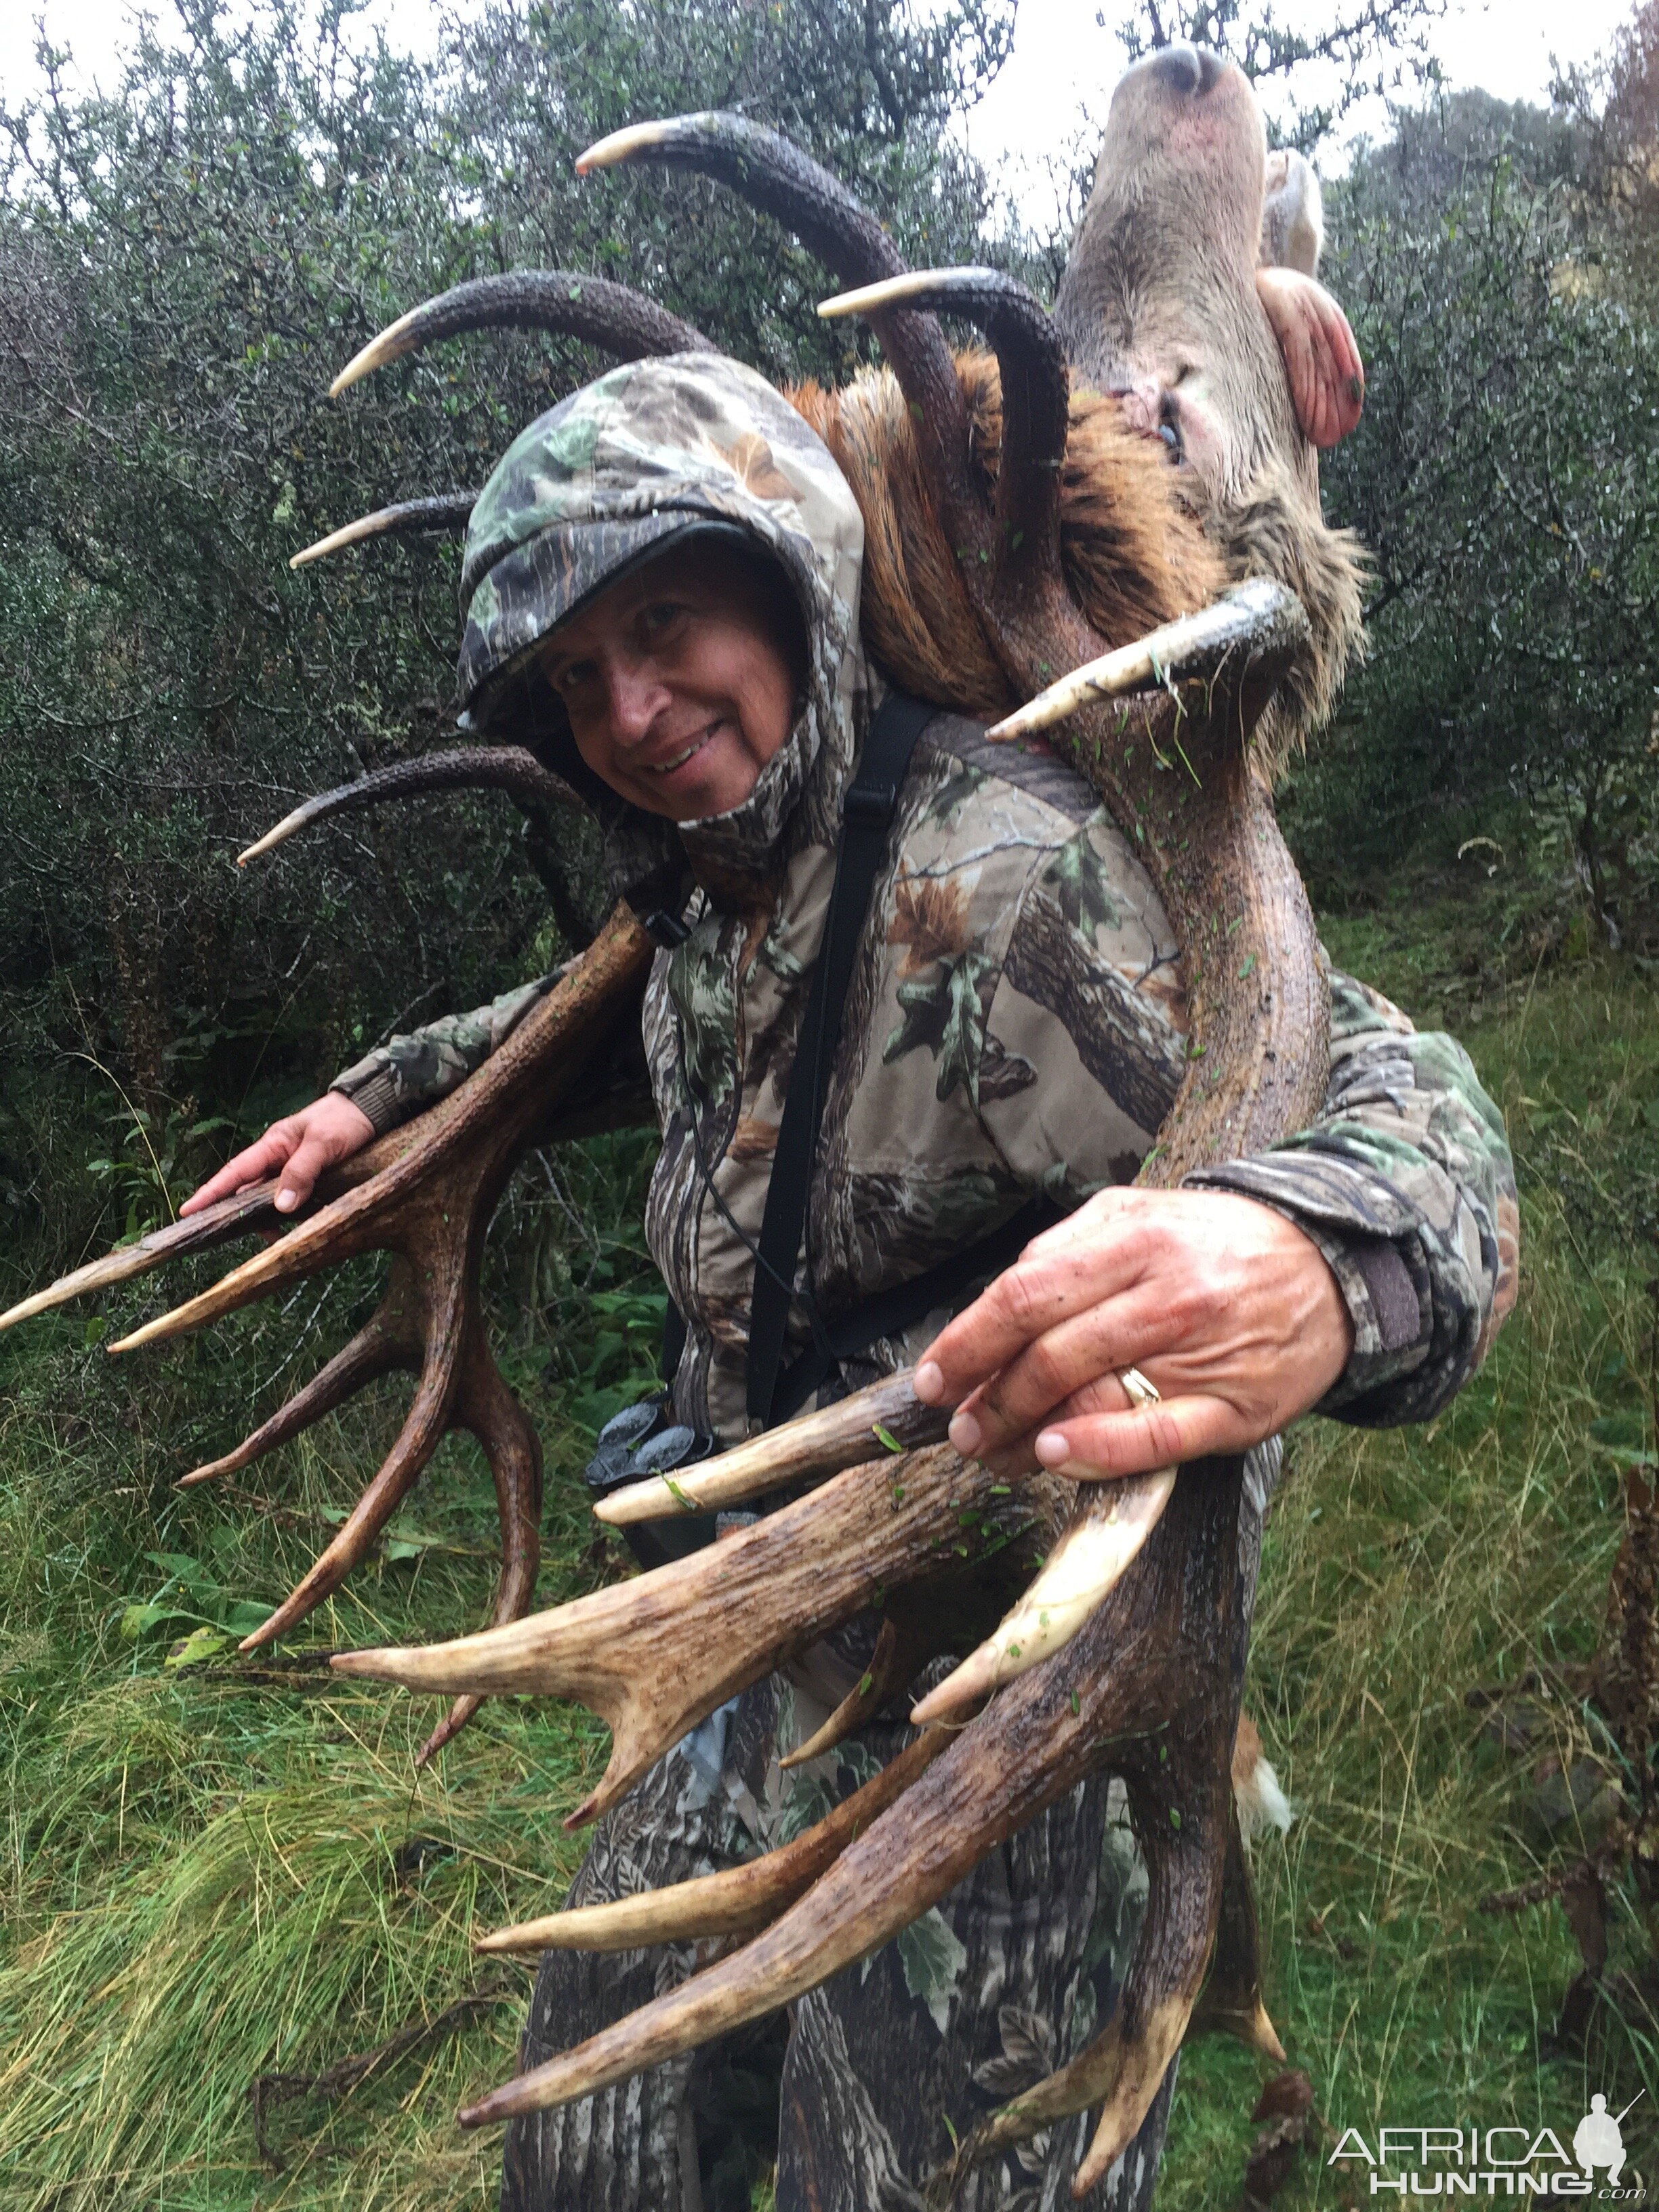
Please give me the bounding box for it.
[331,354,1519,1445]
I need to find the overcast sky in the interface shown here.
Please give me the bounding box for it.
[964,0,1637,228]
[1,0,1639,223]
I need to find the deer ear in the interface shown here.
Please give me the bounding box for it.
[1255,266,1365,449]
[1261,149,1324,276]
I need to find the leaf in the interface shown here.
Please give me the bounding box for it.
[972,2005,1057,2097]
[882,949,1002,1108]
[1042,830,1124,936]
[775,1771,836,1845]
[895,1906,967,2035]
[165,1626,230,1671]
[316,1511,451,1562]
[121,1602,201,1643]
[380,1521,452,1562]
[144,1551,202,1580]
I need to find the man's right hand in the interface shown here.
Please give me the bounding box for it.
[180,1092,376,1219]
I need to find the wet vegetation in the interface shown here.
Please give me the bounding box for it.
[1,0,1658,2203]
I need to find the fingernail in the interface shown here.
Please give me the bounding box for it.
[1035,1429,1070,1467]
[275,1189,297,1212]
[914,1360,945,1404]
[948,1409,982,1456]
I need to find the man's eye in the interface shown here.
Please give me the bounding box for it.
[642,599,687,633]
[555,658,597,691]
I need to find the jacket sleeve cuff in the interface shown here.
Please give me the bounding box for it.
[1184,1150,1478,1427]
[329,1058,411,1136]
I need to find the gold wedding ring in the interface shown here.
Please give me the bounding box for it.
[1118,1366,1160,1410]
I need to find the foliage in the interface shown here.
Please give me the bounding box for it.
[3,2,1659,2205]
[0,0,1008,1280]
[0,1117,651,2211]
[1293,87,1659,948]
[1120,0,1450,146]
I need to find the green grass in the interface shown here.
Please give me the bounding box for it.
[1,890,1656,2207]
[1164,874,1659,2204]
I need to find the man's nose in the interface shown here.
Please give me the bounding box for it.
[601,652,670,742]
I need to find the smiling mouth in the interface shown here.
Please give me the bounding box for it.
[644,727,716,776]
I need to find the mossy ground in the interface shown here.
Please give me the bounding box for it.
[1,880,1655,2209]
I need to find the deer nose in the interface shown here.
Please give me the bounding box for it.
[1148,43,1227,98]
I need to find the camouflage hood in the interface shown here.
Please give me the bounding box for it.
[457,352,869,907]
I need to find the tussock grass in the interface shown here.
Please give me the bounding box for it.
[0,1372,611,2210]
[0,920,1655,2208]
[1164,891,1659,2203]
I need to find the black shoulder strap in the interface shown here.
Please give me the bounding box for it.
[744,689,936,1427]
[767,1190,1061,1427]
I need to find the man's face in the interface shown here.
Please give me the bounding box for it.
[537,539,802,823]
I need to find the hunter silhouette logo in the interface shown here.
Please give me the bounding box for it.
[1328,2094,1648,2197]
[1576,2095,1641,2189]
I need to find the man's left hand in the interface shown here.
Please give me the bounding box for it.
[913,1187,1353,1479]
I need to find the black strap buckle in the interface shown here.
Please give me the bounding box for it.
[842,781,898,829]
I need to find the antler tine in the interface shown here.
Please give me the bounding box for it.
[476,1726,950,1958]
[911,1465,1176,1725]
[289,491,476,569]
[106,1170,406,1355]
[443,1456,1250,2139]
[594,1366,945,1524]
[985,577,1312,748]
[176,1270,423,1487]
[0,1178,281,1336]
[821,267,1071,586]
[777,1608,935,1769]
[332,1441,1048,1829]
[329,270,710,396]
[238,746,586,866]
[1183,1804,1286,2060]
[237,1262,469,1650]
[577,112,908,288]
[418,1323,546,1766]
[575,113,987,579]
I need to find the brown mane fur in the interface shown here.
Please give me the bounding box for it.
[788,352,1364,780]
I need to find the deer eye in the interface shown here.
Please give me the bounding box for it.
[1158,407,1184,460]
